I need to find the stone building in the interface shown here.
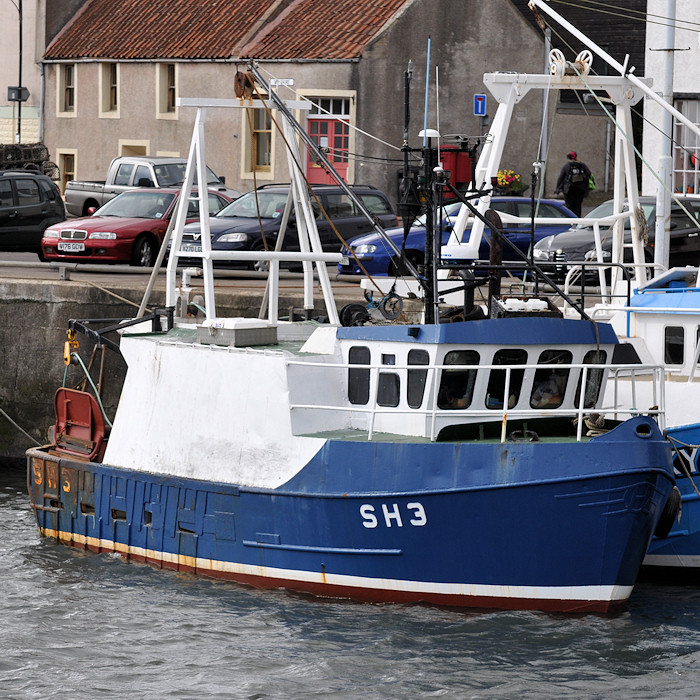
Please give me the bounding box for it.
[5,0,680,204]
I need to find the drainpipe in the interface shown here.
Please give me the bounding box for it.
[39,62,45,142]
[16,0,23,144]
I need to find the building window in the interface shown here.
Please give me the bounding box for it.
[673,98,700,195]
[59,153,75,194]
[59,64,75,114]
[157,63,177,118]
[167,64,176,112]
[250,107,272,171]
[99,63,119,116]
[110,64,118,109]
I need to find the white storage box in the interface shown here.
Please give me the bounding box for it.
[197,318,278,347]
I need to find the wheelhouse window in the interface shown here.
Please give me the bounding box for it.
[438,350,479,410]
[575,349,608,408]
[530,350,573,409]
[348,346,370,405]
[486,349,527,410]
[377,373,400,407]
[665,326,684,365]
[407,349,429,409]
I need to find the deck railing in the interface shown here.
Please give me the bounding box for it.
[286,358,666,442]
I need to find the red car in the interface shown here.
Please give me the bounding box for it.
[41,188,233,266]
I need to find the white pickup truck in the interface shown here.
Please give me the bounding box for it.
[64,155,242,217]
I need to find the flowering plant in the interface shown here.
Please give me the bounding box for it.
[496,169,523,192]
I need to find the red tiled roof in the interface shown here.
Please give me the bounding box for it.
[241,0,411,60]
[45,0,280,60]
[45,0,413,62]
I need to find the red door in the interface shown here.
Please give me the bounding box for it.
[306,118,349,184]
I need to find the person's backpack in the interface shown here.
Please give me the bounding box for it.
[569,162,587,187]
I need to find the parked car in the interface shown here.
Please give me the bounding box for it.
[532,196,700,281]
[41,188,232,267]
[0,169,65,260]
[64,156,242,217]
[176,183,398,268]
[337,197,576,276]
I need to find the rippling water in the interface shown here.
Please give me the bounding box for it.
[2,463,700,699]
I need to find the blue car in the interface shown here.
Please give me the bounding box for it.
[338,197,576,276]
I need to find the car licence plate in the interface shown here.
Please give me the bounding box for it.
[340,255,349,266]
[57,241,85,252]
[180,243,202,253]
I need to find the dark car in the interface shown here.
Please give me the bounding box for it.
[176,183,398,268]
[337,197,576,276]
[532,196,700,281]
[0,169,65,259]
[42,188,232,267]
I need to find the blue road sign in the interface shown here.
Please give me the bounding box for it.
[474,94,486,117]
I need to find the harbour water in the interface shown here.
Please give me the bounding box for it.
[2,462,700,699]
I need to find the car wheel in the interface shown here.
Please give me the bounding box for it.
[82,200,98,217]
[131,236,156,267]
[388,251,423,276]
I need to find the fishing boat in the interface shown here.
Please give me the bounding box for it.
[600,271,700,576]
[26,58,677,612]
[521,1,700,578]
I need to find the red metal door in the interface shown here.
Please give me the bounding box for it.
[306,118,349,184]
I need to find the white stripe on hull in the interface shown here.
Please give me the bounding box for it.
[41,527,633,603]
[643,553,700,568]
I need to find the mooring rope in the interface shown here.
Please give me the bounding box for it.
[0,404,41,446]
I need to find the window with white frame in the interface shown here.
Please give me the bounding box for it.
[251,107,271,170]
[673,97,700,195]
[58,152,76,194]
[241,104,273,178]
[58,64,76,114]
[157,63,177,118]
[100,63,119,116]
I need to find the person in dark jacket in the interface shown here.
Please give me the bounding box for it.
[554,151,591,216]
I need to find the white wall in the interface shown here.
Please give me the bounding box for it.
[0,0,42,144]
[642,0,700,195]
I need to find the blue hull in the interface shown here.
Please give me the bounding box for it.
[28,417,674,612]
[645,422,700,573]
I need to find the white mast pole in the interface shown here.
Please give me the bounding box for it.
[654,0,676,271]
